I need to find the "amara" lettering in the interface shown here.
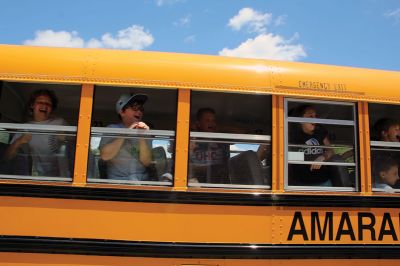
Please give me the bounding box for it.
[287,211,399,241]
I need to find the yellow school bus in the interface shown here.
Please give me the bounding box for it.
[0,44,400,266]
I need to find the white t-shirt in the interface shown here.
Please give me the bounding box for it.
[11,117,68,177]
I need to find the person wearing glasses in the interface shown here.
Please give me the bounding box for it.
[4,89,69,177]
[99,93,152,181]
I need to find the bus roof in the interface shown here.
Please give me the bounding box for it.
[0,44,399,103]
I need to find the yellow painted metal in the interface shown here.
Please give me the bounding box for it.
[73,84,94,186]
[0,196,273,243]
[358,102,372,194]
[269,60,400,103]
[364,103,373,193]
[358,102,366,193]
[1,196,400,245]
[2,44,400,104]
[273,95,285,192]
[0,45,271,92]
[271,95,284,192]
[173,89,191,191]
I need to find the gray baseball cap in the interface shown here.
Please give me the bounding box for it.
[115,93,148,114]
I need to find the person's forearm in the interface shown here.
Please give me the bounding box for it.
[139,139,152,167]
[257,144,268,160]
[100,138,124,161]
[324,149,334,161]
[322,137,334,161]
[4,141,22,160]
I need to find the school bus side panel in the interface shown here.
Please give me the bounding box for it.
[270,61,400,103]
[0,196,273,243]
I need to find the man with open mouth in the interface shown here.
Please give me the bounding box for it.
[99,93,152,181]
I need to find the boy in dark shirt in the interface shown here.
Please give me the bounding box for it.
[289,104,350,187]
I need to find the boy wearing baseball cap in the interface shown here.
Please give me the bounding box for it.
[99,93,152,181]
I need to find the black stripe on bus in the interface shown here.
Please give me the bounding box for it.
[0,183,400,208]
[0,236,400,259]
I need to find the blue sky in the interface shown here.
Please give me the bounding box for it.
[1,0,400,71]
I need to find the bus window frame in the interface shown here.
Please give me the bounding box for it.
[0,124,77,182]
[188,131,271,189]
[370,140,400,193]
[284,98,359,192]
[87,127,175,186]
[0,81,81,183]
[187,90,273,190]
[87,85,178,187]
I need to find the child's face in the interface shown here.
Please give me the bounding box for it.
[31,95,53,122]
[196,112,217,132]
[381,165,400,186]
[301,107,317,134]
[383,125,400,142]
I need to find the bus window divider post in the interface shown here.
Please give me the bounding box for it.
[73,84,94,186]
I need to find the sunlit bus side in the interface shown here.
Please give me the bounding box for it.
[0,44,400,265]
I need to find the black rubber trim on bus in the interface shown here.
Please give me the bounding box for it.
[1,183,400,208]
[0,236,400,259]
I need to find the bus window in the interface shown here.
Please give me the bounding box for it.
[188,91,271,189]
[369,103,400,193]
[0,81,80,181]
[87,86,177,186]
[285,99,358,191]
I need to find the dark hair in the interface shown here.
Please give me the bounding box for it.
[29,89,58,111]
[373,118,400,141]
[291,104,315,117]
[196,107,216,121]
[372,154,398,182]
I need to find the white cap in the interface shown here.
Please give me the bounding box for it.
[115,93,148,114]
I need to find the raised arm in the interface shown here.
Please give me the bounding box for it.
[4,134,32,161]
[100,138,125,161]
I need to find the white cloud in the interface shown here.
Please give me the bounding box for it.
[228,7,272,33]
[219,33,306,61]
[274,15,287,26]
[224,8,306,61]
[92,25,154,50]
[23,30,85,48]
[23,25,154,50]
[174,14,191,27]
[385,8,400,23]
[155,0,184,7]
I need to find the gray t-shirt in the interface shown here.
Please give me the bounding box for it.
[11,117,68,177]
[99,123,151,181]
